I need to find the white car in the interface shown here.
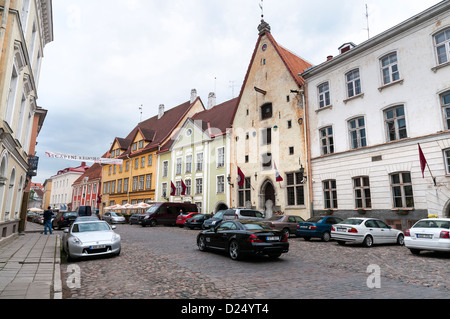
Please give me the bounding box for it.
[331,217,404,247]
[63,219,121,261]
[103,211,126,224]
[404,218,450,255]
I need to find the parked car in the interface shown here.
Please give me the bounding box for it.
[202,210,226,229]
[129,213,141,225]
[139,202,198,227]
[33,212,44,224]
[222,208,265,221]
[62,219,121,261]
[185,214,212,229]
[197,220,289,260]
[404,217,450,255]
[263,215,305,237]
[331,217,404,247]
[27,211,37,222]
[103,211,126,224]
[77,205,92,216]
[52,211,78,230]
[296,216,343,242]
[176,212,199,227]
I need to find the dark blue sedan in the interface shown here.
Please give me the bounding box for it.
[296,216,343,242]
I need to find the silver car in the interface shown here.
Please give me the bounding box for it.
[103,211,126,224]
[63,220,121,261]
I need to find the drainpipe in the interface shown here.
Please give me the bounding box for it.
[0,0,11,57]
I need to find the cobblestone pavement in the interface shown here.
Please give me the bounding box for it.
[60,224,449,299]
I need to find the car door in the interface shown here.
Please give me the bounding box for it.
[364,219,384,243]
[212,221,236,250]
[375,219,398,243]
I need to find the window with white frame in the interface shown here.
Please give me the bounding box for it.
[380,52,400,85]
[318,82,331,108]
[185,155,192,173]
[217,175,225,193]
[320,126,334,155]
[353,176,371,209]
[162,182,167,198]
[176,158,182,175]
[441,91,450,130]
[346,69,361,98]
[434,28,450,65]
[146,174,152,189]
[163,161,169,177]
[175,181,181,196]
[384,105,407,141]
[185,179,191,195]
[195,178,203,194]
[390,172,414,208]
[348,117,367,149]
[323,180,337,209]
[196,153,203,172]
[217,147,225,168]
[123,178,128,192]
[238,177,251,208]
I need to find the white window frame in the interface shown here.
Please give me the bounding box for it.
[318,82,331,108]
[380,52,400,85]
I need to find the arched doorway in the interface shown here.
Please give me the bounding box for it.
[214,202,228,214]
[260,179,276,218]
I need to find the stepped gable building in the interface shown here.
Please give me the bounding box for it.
[230,19,312,219]
[101,90,205,210]
[157,96,239,214]
[302,1,450,228]
[0,0,53,238]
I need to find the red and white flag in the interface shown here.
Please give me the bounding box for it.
[237,167,245,186]
[170,181,176,196]
[180,180,186,195]
[274,161,283,182]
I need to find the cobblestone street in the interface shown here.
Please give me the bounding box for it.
[60,224,449,299]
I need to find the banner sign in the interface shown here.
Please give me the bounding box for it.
[45,151,123,165]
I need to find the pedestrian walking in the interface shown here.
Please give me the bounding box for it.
[43,206,53,235]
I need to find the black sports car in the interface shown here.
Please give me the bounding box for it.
[196,220,289,260]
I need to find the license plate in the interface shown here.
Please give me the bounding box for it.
[300,225,308,229]
[266,236,279,241]
[417,234,433,239]
[90,245,106,249]
[337,227,347,232]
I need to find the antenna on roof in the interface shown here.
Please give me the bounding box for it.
[364,4,370,39]
[139,104,143,123]
[259,0,264,19]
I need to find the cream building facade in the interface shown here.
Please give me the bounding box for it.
[0,0,53,238]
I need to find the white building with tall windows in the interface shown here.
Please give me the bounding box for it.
[0,0,53,239]
[302,1,450,229]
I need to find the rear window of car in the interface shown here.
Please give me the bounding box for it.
[268,216,284,221]
[241,210,263,218]
[64,212,77,217]
[414,220,450,229]
[243,223,271,230]
[306,217,323,223]
[340,219,364,225]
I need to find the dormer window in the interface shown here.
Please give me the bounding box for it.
[260,103,273,120]
[139,140,144,149]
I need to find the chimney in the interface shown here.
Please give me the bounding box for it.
[190,89,197,104]
[207,92,216,109]
[158,104,164,119]
[327,55,333,61]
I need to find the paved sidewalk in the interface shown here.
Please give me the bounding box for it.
[0,222,62,299]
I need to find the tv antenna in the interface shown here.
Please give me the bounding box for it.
[364,4,370,39]
[259,0,264,19]
[139,104,143,123]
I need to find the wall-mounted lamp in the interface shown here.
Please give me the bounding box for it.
[299,161,307,184]
[227,174,234,188]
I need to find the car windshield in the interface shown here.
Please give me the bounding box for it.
[72,222,111,233]
[306,217,323,223]
[64,212,77,217]
[111,212,123,216]
[268,216,284,221]
[414,220,450,229]
[213,211,225,219]
[340,219,364,225]
[243,223,271,230]
[146,204,161,214]
[191,214,203,219]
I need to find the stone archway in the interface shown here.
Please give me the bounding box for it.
[214,202,228,214]
[260,179,276,218]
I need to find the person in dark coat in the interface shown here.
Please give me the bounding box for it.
[43,206,53,235]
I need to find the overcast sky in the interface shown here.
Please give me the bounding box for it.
[33,0,443,184]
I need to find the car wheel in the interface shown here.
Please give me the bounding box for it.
[321,232,331,242]
[396,234,404,246]
[197,235,207,251]
[363,235,373,247]
[229,240,242,260]
[150,220,157,227]
[282,228,290,238]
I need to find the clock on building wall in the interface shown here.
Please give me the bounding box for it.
[262,43,268,52]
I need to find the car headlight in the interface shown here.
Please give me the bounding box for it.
[70,236,82,245]
[112,234,121,242]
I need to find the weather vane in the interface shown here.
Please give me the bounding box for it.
[259,0,264,19]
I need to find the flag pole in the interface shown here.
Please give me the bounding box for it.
[418,143,436,186]
[426,162,437,186]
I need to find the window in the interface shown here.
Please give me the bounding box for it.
[176,158,182,175]
[320,126,334,155]
[185,179,191,195]
[175,181,181,196]
[261,152,272,170]
[185,155,192,173]
[318,82,331,108]
[146,174,152,189]
[441,91,450,130]
[139,176,144,190]
[286,172,305,206]
[217,176,225,193]
[261,128,272,145]
[141,156,145,168]
[353,176,371,209]
[134,158,139,169]
[195,178,203,194]
[117,179,122,193]
[162,183,167,198]
[196,153,203,172]
[163,161,169,177]
[348,117,366,149]
[380,52,400,85]
[323,180,337,209]
[384,105,407,141]
[148,154,153,166]
[132,177,138,191]
[123,178,129,192]
[434,28,450,65]
[217,147,225,168]
[390,172,414,208]
[260,103,273,120]
[125,160,130,172]
[238,177,251,207]
[346,69,361,98]
[444,149,450,174]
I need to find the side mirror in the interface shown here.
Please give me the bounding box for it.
[64,229,69,233]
